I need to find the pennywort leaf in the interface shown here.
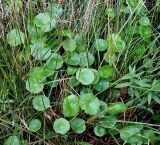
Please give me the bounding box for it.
[71,118,86,134]
[106,8,115,19]
[139,16,151,26]
[79,93,100,115]
[139,25,152,41]
[53,118,70,135]
[7,29,25,46]
[66,52,80,66]
[63,94,80,117]
[93,79,109,92]
[99,65,114,79]
[26,79,44,94]
[94,126,106,137]
[32,95,50,111]
[95,39,107,51]
[79,52,95,67]
[4,136,20,145]
[28,119,41,132]
[34,13,56,32]
[63,39,77,52]
[76,68,95,85]
[47,2,63,16]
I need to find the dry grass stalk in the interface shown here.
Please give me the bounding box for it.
[82,0,96,34]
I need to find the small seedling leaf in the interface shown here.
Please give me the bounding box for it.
[28,119,41,132]
[94,126,106,137]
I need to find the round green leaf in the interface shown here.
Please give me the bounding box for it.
[93,79,109,92]
[95,39,107,51]
[34,13,50,27]
[127,0,138,8]
[34,13,56,32]
[79,52,95,67]
[28,67,47,82]
[63,39,77,52]
[99,115,116,128]
[107,102,127,115]
[120,125,143,144]
[76,68,95,85]
[53,118,70,135]
[30,44,51,60]
[32,95,50,111]
[106,33,125,52]
[139,25,152,41]
[63,95,80,117]
[94,126,106,137]
[26,67,46,93]
[99,66,114,79]
[7,29,25,46]
[71,118,86,134]
[79,93,100,115]
[26,79,44,94]
[28,119,41,132]
[4,136,20,145]
[44,53,63,75]
[139,17,150,26]
[106,8,115,19]
[47,2,63,16]
[66,52,80,66]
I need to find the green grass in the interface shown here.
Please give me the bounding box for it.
[0,0,160,144]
